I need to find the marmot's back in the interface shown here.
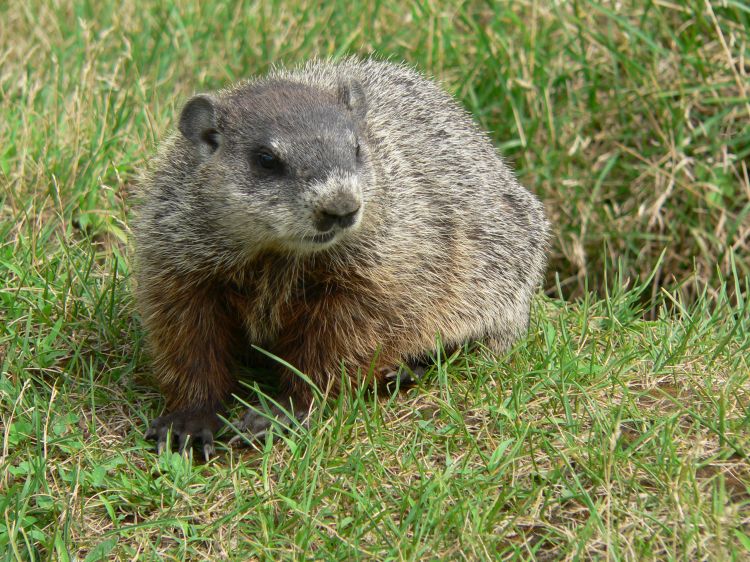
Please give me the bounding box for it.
[270,58,548,284]
[136,58,549,458]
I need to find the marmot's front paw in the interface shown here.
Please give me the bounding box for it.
[145,410,221,461]
[228,401,309,448]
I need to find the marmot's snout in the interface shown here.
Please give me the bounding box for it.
[315,194,361,232]
[308,169,363,235]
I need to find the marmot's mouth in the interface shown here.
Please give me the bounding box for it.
[305,231,337,244]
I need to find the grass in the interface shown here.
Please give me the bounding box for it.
[1,0,749,559]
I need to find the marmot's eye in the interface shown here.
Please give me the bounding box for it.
[355,142,361,158]
[256,150,283,172]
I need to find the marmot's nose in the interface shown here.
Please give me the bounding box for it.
[316,204,361,232]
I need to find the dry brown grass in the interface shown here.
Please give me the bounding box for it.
[2,0,749,559]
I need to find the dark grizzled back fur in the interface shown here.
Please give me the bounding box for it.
[264,58,550,352]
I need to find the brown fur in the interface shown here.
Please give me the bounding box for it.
[135,58,549,453]
[138,273,239,411]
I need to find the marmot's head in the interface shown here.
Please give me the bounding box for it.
[178,79,372,254]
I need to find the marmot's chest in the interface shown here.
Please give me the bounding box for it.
[226,256,363,346]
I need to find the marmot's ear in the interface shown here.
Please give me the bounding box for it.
[338,80,367,121]
[179,94,221,158]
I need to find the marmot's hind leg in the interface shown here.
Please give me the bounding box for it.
[479,328,523,357]
[381,361,429,389]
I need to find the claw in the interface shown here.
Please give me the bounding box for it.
[178,432,191,454]
[227,433,243,448]
[200,429,215,461]
[229,399,310,448]
[228,430,263,448]
[401,365,427,385]
[145,409,221,459]
[384,364,428,388]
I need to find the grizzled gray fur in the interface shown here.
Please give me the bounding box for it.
[134,58,549,459]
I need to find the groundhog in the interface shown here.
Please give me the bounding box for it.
[135,57,549,459]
